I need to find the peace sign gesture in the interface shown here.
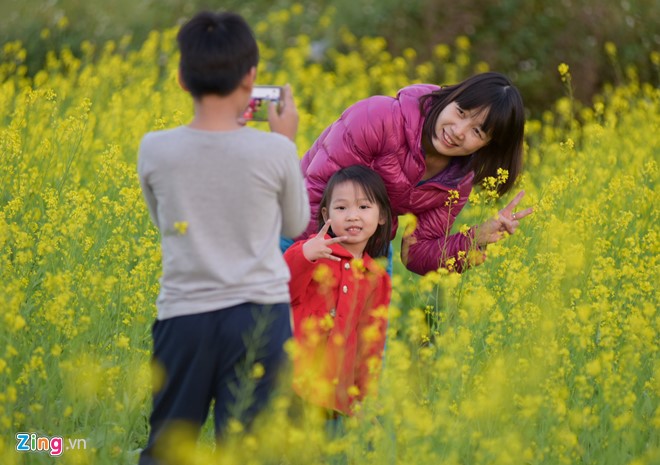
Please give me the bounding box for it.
[302,220,347,262]
[475,190,534,246]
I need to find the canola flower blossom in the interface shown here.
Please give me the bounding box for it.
[1,5,659,464]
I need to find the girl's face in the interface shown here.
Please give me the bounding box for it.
[322,181,385,258]
[431,102,492,157]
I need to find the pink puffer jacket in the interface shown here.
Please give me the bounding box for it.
[300,84,478,275]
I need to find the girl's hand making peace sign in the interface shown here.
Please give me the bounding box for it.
[475,190,534,247]
[302,220,347,262]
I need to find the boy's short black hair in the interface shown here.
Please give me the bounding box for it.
[177,11,259,99]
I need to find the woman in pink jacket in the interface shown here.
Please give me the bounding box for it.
[299,72,534,275]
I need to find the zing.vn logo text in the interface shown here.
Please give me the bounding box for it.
[16,433,87,456]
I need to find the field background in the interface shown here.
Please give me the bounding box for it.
[1,1,659,464]
[1,0,659,114]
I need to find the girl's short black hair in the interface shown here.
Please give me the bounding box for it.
[177,11,259,99]
[420,72,525,195]
[318,165,393,259]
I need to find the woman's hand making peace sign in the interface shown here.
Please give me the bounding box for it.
[474,190,534,247]
[302,220,348,262]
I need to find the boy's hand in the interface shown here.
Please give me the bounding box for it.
[302,220,347,262]
[268,84,298,141]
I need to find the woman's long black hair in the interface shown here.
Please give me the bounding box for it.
[420,72,525,195]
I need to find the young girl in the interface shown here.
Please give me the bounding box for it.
[298,72,534,275]
[284,165,392,416]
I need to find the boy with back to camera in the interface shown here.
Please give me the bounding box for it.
[136,11,310,464]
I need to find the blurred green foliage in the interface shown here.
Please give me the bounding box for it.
[0,0,657,115]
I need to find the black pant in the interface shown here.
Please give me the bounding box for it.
[138,302,292,465]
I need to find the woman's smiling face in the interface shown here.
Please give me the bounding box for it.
[431,102,492,157]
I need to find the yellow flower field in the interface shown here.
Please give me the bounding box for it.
[1,6,658,465]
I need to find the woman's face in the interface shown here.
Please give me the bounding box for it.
[431,102,492,157]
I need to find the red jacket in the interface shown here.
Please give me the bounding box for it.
[300,84,477,275]
[284,238,391,415]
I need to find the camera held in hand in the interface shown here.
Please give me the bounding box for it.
[244,85,282,121]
